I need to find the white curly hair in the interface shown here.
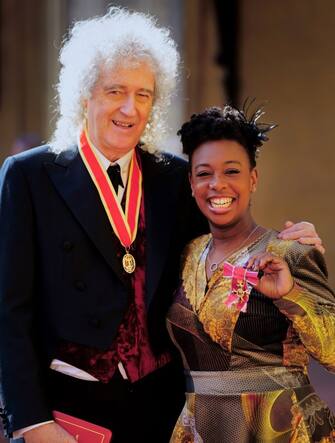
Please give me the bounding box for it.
[50,7,180,154]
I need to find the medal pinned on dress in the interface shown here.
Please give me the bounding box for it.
[222,262,259,312]
[79,128,142,274]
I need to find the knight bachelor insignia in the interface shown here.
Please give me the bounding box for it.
[122,253,136,273]
[79,129,142,275]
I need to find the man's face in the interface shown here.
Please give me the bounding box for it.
[85,61,155,160]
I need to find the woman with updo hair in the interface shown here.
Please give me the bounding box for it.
[167,104,335,442]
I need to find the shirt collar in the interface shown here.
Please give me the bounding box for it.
[92,145,133,175]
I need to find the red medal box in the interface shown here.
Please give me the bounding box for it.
[53,411,112,442]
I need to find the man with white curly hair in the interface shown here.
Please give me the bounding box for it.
[0,6,323,443]
[0,8,205,443]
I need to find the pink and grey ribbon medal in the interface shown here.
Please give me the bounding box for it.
[222,262,259,312]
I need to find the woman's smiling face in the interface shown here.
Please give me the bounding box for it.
[189,139,258,230]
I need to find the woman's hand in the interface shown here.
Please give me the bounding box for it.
[278,220,325,254]
[246,252,294,299]
[24,422,77,443]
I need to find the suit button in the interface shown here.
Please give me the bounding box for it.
[75,280,86,291]
[88,317,101,328]
[62,240,74,251]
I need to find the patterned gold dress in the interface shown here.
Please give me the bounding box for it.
[167,229,335,443]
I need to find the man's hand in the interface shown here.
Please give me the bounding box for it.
[278,220,325,254]
[24,422,77,443]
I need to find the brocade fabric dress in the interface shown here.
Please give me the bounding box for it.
[167,229,335,443]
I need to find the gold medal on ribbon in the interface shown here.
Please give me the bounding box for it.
[122,252,136,274]
[79,129,142,274]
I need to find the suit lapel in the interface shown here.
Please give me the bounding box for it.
[140,151,181,305]
[44,147,180,297]
[44,147,127,285]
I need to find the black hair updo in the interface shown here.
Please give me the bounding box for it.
[177,102,277,168]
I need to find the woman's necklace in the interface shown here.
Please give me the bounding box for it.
[207,225,260,272]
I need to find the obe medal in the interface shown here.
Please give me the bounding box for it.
[122,252,136,273]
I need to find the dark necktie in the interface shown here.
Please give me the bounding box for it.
[107,163,124,193]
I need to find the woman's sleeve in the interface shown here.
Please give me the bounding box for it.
[274,245,335,373]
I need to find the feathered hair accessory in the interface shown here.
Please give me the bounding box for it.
[236,98,277,151]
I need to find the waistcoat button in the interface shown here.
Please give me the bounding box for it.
[62,240,74,251]
[75,280,86,291]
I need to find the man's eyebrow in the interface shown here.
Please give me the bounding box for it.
[138,88,154,96]
[103,84,126,91]
[103,84,154,95]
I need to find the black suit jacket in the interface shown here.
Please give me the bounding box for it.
[0,145,207,433]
